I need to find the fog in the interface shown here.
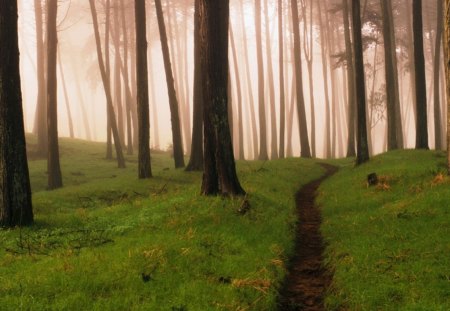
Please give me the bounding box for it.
[16,0,445,159]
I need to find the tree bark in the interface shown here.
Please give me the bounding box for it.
[351,0,369,165]
[47,0,63,189]
[255,0,269,160]
[135,0,152,178]
[199,0,245,196]
[434,0,444,150]
[89,0,126,168]
[154,0,185,168]
[291,0,311,158]
[279,0,286,159]
[445,0,450,173]
[413,0,429,149]
[0,0,34,227]
[186,0,204,171]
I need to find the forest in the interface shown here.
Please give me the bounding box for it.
[1,0,450,310]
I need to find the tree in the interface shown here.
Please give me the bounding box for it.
[199,0,245,196]
[154,0,185,168]
[278,0,285,159]
[255,0,269,160]
[413,0,429,150]
[89,0,126,168]
[186,0,204,172]
[351,0,369,165]
[0,0,34,226]
[47,0,63,189]
[446,0,450,174]
[291,0,311,158]
[135,0,152,178]
[434,0,444,150]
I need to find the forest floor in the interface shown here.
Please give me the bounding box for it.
[278,164,338,311]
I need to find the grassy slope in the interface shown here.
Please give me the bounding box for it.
[319,150,450,310]
[0,136,324,310]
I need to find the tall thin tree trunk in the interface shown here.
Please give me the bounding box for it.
[154,0,185,168]
[278,0,285,159]
[105,0,113,159]
[89,0,126,168]
[291,0,311,158]
[47,0,63,189]
[148,48,160,149]
[445,0,450,173]
[413,0,429,149]
[0,0,34,226]
[352,0,369,165]
[57,46,75,139]
[434,0,444,150]
[135,0,152,178]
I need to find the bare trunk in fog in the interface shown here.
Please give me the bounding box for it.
[434,0,444,150]
[413,0,429,149]
[255,0,269,160]
[89,0,126,168]
[0,0,34,227]
[47,0,63,189]
[318,0,331,159]
[186,0,204,171]
[240,0,258,159]
[135,0,152,179]
[154,0,185,168]
[351,0,369,165]
[72,65,92,141]
[33,0,47,156]
[57,47,74,139]
[291,0,311,158]
[445,0,450,173]
[278,0,285,159]
[342,0,356,158]
[264,0,278,159]
[148,48,160,150]
[199,0,245,196]
[230,24,245,160]
[105,0,113,159]
[113,0,125,147]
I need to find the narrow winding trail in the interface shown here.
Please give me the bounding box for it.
[278,164,338,311]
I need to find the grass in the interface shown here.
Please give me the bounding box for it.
[0,135,325,310]
[318,150,450,310]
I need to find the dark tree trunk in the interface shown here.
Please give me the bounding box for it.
[154,0,185,168]
[47,0,63,189]
[135,0,152,178]
[434,0,444,150]
[278,0,285,159]
[89,0,126,168]
[342,0,356,157]
[0,0,34,227]
[351,0,369,165]
[413,0,429,149]
[105,0,113,160]
[255,0,269,160]
[199,0,245,196]
[381,0,400,150]
[291,0,311,158]
[113,0,125,146]
[186,0,204,172]
[33,0,47,156]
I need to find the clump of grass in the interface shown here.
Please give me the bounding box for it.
[319,150,450,310]
[0,135,324,310]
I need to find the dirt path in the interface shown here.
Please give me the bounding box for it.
[278,163,338,311]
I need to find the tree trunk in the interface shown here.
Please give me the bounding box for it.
[264,0,278,159]
[0,0,34,227]
[113,0,125,146]
[199,0,245,196]
[445,0,450,173]
[342,0,356,157]
[57,47,75,139]
[105,0,113,159]
[185,1,204,171]
[434,0,444,150]
[255,0,269,160]
[154,0,185,168]
[291,0,311,158]
[33,0,47,156]
[135,0,152,178]
[278,0,285,159]
[47,0,63,189]
[413,0,429,149]
[230,24,245,160]
[89,0,126,168]
[148,47,161,150]
[351,0,369,165]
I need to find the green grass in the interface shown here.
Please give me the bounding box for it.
[0,135,325,310]
[319,150,450,310]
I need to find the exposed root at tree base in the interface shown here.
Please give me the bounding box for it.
[278,163,338,311]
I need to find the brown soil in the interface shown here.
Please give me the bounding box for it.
[278,163,338,311]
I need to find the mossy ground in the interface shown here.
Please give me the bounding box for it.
[0,136,324,310]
